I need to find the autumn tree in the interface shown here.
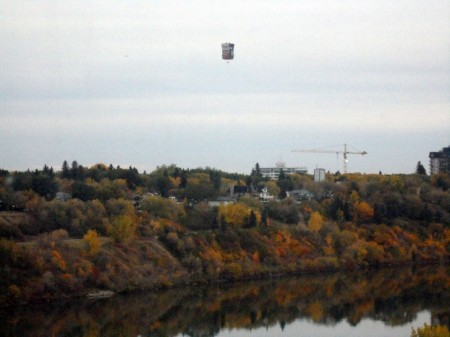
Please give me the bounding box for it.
[140,195,184,221]
[83,229,100,256]
[107,215,136,243]
[411,323,450,337]
[218,203,248,228]
[105,198,135,219]
[432,173,449,191]
[308,211,324,231]
[354,201,374,224]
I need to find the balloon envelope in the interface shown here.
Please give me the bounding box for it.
[221,43,234,60]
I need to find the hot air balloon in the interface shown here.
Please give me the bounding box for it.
[221,43,234,60]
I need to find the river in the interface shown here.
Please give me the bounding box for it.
[1,265,449,337]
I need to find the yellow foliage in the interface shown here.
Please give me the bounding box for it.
[90,163,108,170]
[411,323,450,337]
[349,190,360,204]
[107,215,136,243]
[307,301,324,321]
[308,212,323,231]
[83,229,100,256]
[218,203,250,228]
[170,176,180,187]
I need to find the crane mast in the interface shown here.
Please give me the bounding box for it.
[292,144,367,174]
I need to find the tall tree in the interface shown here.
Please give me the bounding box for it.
[254,163,262,177]
[180,170,188,188]
[71,161,79,180]
[416,161,427,175]
[209,171,222,190]
[246,210,257,228]
[61,160,70,179]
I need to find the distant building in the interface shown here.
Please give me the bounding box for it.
[260,160,307,180]
[208,196,237,207]
[429,146,450,175]
[286,189,314,203]
[55,192,72,202]
[259,187,274,202]
[314,168,325,182]
[228,184,255,199]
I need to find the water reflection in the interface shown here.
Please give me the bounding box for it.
[1,265,449,337]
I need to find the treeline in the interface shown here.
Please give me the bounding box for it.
[0,161,450,305]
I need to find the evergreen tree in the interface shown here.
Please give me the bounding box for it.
[180,170,188,188]
[173,167,180,178]
[71,161,79,180]
[261,208,268,227]
[255,163,262,177]
[278,169,286,180]
[209,171,222,190]
[77,165,85,181]
[31,174,58,200]
[220,214,227,232]
[246,210,257,228]
[211,216,219,230]
[61,160,70,179]
[416,161,427,175]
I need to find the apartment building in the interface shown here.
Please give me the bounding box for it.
[429,146,450,175]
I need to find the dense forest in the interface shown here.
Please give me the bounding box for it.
[0,161,449,306]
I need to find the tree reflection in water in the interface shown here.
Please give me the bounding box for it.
[1,265,449,337]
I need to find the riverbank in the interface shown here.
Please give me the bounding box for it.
[2,219,450,306]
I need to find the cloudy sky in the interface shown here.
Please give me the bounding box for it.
[1,1,449,175]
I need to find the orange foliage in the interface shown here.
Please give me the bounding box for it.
[354,201,374,223]
[51,250,66,271]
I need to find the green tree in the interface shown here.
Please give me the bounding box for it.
[71,160,79,180]
[209,170,222,190]
[220,214,227,232]
[278,169,286,180]
[61,160,70,179]
[107,215,136,243]
[255,163,262,177]
[140,195,184,221]
[31,174,58,200]
[245,209,257,228]
[180,169,188,188]
[416,161,427,175]
[71,182,97,201]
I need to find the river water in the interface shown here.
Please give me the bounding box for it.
[1,265,449,337]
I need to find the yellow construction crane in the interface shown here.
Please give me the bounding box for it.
[292,144,367,174]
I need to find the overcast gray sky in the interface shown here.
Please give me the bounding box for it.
[1,0,449,175]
